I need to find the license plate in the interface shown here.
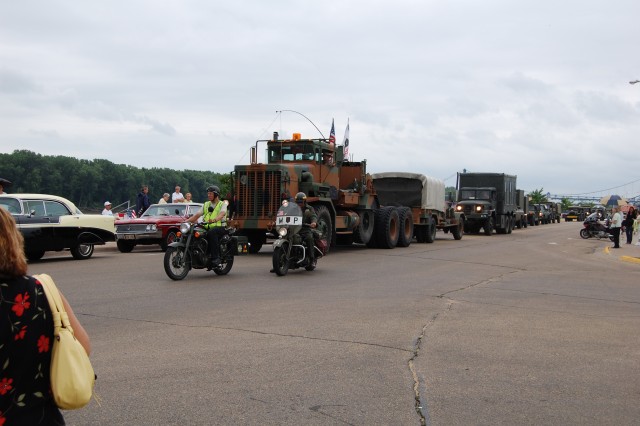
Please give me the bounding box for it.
[122,234,136,240]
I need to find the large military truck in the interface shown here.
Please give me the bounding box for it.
[455,173,518,235]
[232,132,391,252]
[514,189,528,229]
[371,172,465,245]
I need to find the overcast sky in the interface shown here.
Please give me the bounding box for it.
[1,1,639,198]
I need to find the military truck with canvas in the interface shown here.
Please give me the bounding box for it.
[514,189,528,229]
[232,132,390,252]
[455,173,518,235]
[371,172,464,245]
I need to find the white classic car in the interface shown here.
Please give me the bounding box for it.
[0,193,115,260]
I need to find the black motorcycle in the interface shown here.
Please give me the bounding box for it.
[271,201,327,276]
[580,212,614,241]
[164,221,249,280]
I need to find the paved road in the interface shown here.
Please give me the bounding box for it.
[28,222,640,425]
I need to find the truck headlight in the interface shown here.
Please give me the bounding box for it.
[475,205,483,212]
[455,205,462,211]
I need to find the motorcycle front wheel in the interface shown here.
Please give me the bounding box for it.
[272,245,289,276]
[214,256,234,275]
[164,247,191,280]
[579,229,590,239]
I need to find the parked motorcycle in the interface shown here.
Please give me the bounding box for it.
[271,201,328,276]
[164,221,249,280]
[580,213,614,241]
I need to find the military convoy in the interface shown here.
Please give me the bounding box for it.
[230,131,561,250]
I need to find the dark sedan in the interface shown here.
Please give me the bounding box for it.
[115,203,203,252]
[0,193,116,260]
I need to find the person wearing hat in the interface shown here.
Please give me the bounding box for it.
[0,178,12,195]
[102,201,113,216]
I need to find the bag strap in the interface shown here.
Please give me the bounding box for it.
[35,274,74,335]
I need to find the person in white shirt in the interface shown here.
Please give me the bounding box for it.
[171,186,185,203]
[102,201,114,216]
[610,207,623,249]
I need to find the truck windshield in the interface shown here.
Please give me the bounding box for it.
[460,189,492,200]
[269,143,318,163]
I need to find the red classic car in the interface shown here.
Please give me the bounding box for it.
[115,203,202,252]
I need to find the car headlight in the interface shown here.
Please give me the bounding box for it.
[278,227,288,237]
[180,222,191,234]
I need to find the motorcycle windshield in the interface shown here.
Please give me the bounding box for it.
[275,200,303,234]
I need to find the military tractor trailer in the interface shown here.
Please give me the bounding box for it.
[456,172,518,235]
[232,132,391,252]
[371,172,465,245]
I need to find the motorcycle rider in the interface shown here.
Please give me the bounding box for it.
[187,185,227,266]
[295,192,318,265]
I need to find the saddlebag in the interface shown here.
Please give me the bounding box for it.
[231,235,250,255]
[315,238,329,256]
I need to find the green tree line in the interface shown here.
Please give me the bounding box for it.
[0,150,231,213]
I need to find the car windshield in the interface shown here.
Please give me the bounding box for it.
[0,198,22,214]
[142,204,189,217]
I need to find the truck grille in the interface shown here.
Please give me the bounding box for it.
[235,170,282,218]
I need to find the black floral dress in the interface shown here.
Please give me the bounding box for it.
[0,275,64,425]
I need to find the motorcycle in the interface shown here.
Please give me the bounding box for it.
[271,200,328,276]
[164,220,249,281]
[580,212,614,241]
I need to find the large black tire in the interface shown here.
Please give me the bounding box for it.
[71,244,94,260]
[314,205,333,253]
[214,255,234,275]
[272,245,289,276]
[26,250,45,261]
[161,229,179,252]
[483,218,493,236]
[506,217,513,234]
[452,220,463,240]
[375,206,400,249]
[367,209,384,248]
[396,207,414,247]
[117,240,135,253]
[164,247,190,280]
[425,220,436,243]
[353,210,375,245]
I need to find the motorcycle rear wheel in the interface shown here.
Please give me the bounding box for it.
[214,256,234,275]
[164,247,191,280]
[579,229,590,239]
[272,245,289,276]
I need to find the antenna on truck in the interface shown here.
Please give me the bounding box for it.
[276,110,327,140]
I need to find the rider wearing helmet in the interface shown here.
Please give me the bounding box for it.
[295,192,318,264]
[187,185,227,267]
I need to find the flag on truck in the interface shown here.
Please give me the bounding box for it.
[329,119,336,144]
[342,119,350,157]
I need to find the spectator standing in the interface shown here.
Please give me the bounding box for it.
[610,207,623,248]
[158,193,170,204]
[171,186,185,203]
[102,201,114,215]
[0,208,91,424]
[624,206,637,244]
[136,185,151,216]
[0,177,11,194]
[184,192,193,202]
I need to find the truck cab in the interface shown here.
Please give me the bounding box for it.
[456,187,497,235]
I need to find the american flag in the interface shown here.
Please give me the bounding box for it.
[329,119,336,144]
[342,120,350,157]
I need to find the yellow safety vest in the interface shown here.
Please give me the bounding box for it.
[202,200,225,229]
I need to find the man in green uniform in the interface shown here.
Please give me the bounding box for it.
[295,192,318,264]
[188,185,227,266]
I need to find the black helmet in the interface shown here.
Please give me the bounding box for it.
[206,185,221,196]
[295,192,307,204]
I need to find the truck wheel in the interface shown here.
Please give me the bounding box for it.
[425,220,436,243]
[483,218,493,235]
[396,207,413,247]
[354,210,375,245]
[452,220,463,240]
[314,205,333,253]
[507,217,513,234]
[376,206,400,249]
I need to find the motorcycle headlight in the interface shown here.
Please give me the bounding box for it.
[180,222,191,234]
[278,227,288,237]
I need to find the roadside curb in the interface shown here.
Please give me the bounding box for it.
[603,246,640,264]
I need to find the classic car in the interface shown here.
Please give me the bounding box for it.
[114,202,203,252]
[0,193,116,261]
